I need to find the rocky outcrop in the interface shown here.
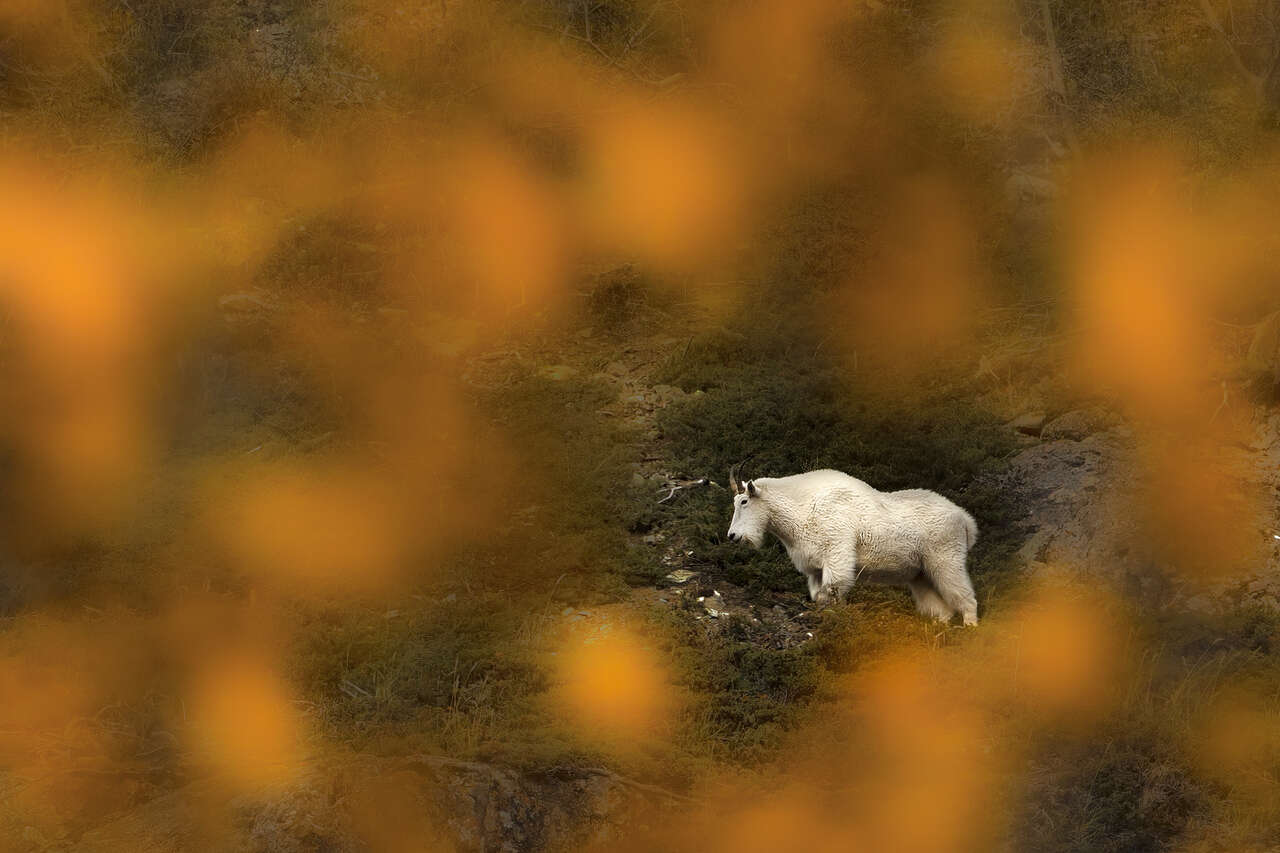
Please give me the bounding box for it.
[1040,408,1118,442]
[991,407,1280,612]
[998,426,1137,574]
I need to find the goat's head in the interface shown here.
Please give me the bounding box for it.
[726,457,767,548]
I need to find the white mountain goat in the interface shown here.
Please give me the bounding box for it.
[725,461,980,625]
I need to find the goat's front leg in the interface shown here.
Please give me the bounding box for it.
[813,552,856,607]
[805,570,823,602]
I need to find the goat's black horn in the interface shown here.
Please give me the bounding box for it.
[728,455,753,494]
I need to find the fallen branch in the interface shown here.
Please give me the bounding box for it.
[575,765,698,804]
[657,477,714,503]
[1209,379,1230,424]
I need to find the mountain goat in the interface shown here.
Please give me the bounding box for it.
[725,461,980,625]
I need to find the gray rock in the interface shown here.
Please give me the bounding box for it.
[1009,412,1047,436]
[990,422,1280,615]
[1041,408,1113,442]
[989,429,1136,572]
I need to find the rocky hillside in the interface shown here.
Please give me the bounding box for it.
[7,1,1280,851]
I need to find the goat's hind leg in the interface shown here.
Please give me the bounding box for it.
[908,575,954,624]
[923,548,979,626]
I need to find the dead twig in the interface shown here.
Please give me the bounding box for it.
[340,680,372,699]
[657,477,712,504]
[576,765,698,804]
[1209,380,1230,424]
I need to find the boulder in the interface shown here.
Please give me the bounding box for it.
[1041,408,1114,442]
[1009,412,1047,436]
[989,422,1280,613]
[990,428,1140,573]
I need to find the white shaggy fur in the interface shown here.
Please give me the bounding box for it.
[726,469,980,625]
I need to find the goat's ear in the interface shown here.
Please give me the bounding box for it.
[747,480,760,497]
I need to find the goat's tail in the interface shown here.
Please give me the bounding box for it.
[961,510,978,550]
